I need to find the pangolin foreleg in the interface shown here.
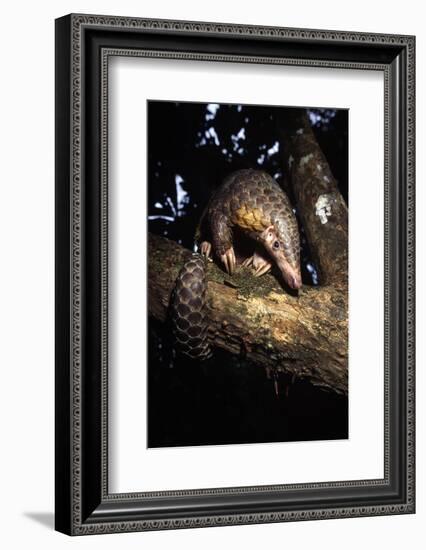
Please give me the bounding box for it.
[210,211,236,275]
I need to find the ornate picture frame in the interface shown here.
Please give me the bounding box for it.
[55,14,415,535]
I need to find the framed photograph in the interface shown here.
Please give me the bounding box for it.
[55,14,415,535]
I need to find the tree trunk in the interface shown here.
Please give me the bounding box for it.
[278,109,348,287]
[148,233,348,395]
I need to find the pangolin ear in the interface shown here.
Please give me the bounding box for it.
[261,225,276,243]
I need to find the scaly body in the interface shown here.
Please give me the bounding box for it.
[199,169,302,289]
[172,169,302,360]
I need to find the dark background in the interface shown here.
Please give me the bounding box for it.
[147,100,348,448]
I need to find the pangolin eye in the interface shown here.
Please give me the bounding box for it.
[273,240,280,250]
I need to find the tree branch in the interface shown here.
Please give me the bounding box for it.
[149,233,348,395]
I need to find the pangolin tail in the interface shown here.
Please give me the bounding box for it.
[170,254,211,361]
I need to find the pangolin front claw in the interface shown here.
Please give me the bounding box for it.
[242,249,272,277]
[254,262,272,277]
[252,252,272,277]
[241,256,254,268]
[200,241,212,259]
[221,247,236,275]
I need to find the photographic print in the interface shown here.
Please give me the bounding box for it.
[56,15,414,534]
[147,100,348,448]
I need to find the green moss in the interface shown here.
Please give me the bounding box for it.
[207,264,282,299]
[206,262,228,285]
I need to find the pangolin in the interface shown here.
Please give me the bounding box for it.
[171,169,301,360]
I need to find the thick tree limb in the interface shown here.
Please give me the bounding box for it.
[149,233,348,395]
[279,110,348,286]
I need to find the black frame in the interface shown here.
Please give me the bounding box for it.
[55,14,415,535]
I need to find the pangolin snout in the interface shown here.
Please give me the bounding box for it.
[276,259,302,290]
[287,272,302,290]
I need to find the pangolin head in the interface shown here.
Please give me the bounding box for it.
[260,224,302,290]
